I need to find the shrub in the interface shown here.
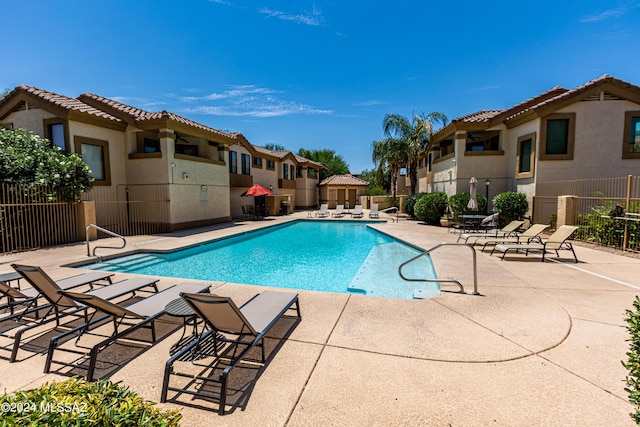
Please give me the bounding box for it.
[0,128,93,202]
[366,187,387,196]
[0,377,181,426]
[414,192,448,225]
[404,192,426,218]
[624,296,640,424]
[492,192,528,227]
[448,193,487,215]
[385,196,400,209]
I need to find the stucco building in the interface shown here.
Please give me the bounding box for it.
[0,85,322,232]
[418,74,640,220]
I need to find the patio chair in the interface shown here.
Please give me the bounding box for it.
[351,205,363,218]
[5,264,157,362]
[332,204,345,218]
[315,204,329,218]
[492,225,579,262]
[457,219,523,243]
[369,203,380,218]
[161,290,301,415]
[45,282,210,381]
[476,224,549,252]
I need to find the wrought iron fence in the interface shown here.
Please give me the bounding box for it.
[82,184,171,237]
[536,176,640,252]
[0,184,79,253]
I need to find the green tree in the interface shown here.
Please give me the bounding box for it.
[371,137,406,198]
[263,143,286,151]
[0,128,93,202]
[297,148,349,181]
[381,112,447,195]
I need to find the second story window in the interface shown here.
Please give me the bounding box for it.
[229,151,237,174]
[283,164,289,179]
[267,160,275,170]
[253,157,262,167]
[241,153,250,175]
[290,165,295,180]
[44,118,67,152]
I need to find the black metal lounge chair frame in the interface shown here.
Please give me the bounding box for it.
[161,291,301,415]
[45,282,209,381]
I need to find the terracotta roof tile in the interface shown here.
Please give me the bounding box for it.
[452,110,503,124]
[320,174,368,186]
[15,85,123,123]
[79,92,233,138]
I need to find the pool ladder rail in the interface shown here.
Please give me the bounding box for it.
[86,224,127,257]
[398,242,479,295]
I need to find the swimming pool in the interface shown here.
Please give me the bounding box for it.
[80,221,439,300]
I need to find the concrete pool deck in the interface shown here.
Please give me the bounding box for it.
[0,212,638,426]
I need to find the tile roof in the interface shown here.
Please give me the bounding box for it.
[11,85,123,123]
[451,110,504,124]
[319,174,368,186]
[79,92,233,138]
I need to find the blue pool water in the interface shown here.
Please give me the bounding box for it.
[81,221,439,299]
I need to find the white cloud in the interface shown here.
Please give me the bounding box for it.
[258,6,323,26]
[354,100,385,107]
[177,84,332,117]
[581,4,634,23]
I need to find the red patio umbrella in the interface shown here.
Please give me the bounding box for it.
[241,184,274,197]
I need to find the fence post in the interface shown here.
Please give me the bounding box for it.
[77,201,97,241]
[557,195,578,226]
[624,175,633,251]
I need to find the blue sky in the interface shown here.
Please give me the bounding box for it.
[3,1,640,173]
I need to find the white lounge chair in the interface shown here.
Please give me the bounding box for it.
[315,204,329,218]
[369,203,379,218]
[493,225,579,262]
[351,205,363,218]
[332,205,345,218]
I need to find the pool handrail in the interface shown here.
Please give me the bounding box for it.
[86,224,126,257]
[398,242,478,295]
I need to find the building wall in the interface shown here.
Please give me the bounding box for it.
[3,108,52,134]
[534,99,640,182]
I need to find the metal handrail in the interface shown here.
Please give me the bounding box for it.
[86,224,126,257]
[380,206,399,222]
[398,242,479,295]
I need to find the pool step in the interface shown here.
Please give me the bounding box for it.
[347,243,439,299]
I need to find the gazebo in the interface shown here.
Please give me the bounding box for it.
[318,174,368,209]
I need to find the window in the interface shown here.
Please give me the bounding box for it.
[623,111,640,159]
[267,160,275,170]
[297,166,303,177]
[290,165,295,180]
[241,153,250,175]
[144,138,160,153]
[44,118,67,152]
[175,144,198,156]
[74,136,110,185]
[229,151,237,174]
[253,157,262,168]
[440,140,454,157]
[465,133,499,152]
[539,113,575,161]
[283,164,289,179]
[516,133,536,179]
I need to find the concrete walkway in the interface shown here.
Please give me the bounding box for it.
[0,212,638,426]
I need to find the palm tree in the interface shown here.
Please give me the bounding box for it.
[382,112,448,194]
[371,137,407,198]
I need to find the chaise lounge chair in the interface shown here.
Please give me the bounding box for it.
[4,264,158,362]
[492,225,579,262]
[161,290,301,415]
[332,204,345,218]
[476,224,549,252]
[315,204,329,218]
[457,219,524,243]
[369,203,380,219]
[351,205,363,218]
[45,282,210,381]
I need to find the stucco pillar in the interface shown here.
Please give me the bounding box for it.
[557,195,578,226]
[77,200,97,241]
